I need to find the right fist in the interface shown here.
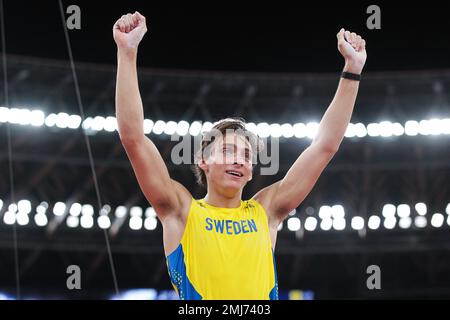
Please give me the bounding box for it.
[113,12,147,51]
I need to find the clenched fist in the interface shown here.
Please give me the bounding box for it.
[113,12,147,51]
[337,28,367,74]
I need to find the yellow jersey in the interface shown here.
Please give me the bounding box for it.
[166,198,278,300]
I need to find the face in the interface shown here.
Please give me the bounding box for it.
[199,132,254,193]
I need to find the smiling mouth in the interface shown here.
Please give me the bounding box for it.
[225,170,243,178]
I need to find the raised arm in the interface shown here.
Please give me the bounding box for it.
[113,12,191,220]
[254,29,367,224]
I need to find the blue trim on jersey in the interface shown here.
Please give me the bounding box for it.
[166,243,202,300]
[269,252,279,300]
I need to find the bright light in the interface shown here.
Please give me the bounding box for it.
[69,203,82,216]
[30,110,45,126]
[34,213,48,227]
[367,123,380,137]
[392,123,405,136]
[245,122,257,135]
[0,199,3,211]
[304,217,317,231]
[269,123,282,138]
[36,202,48,215]
[201,121,213,134]
[98,215,111,229]
[67,216,79,228]
[320,218,332,231]
[354,123,367,138]
[0,107,9,123]
[415,203,427,216]
[446,203,450,215]
[145,207,156,217]
[68,115,82,129]
[10,108,31,125]
[164,121,178,135]
[104,116,117,132]
[384,217,397,229]
[91,116,105,131]
[405,120,419,136]
[144,217,157,230]
[351,216,364,230]
[368,216,381,230]
[153,120,166,135]
[379,121,393,137]
[277,222,283,231]
[16,212,30,226]
[45,113,58,127]
[345,123,356,138]
[189,121,202,136]
[331,205,345,219]
[447,215,450,226]
[81,204,94,216]
[399,217,412,229]
[176,120,190,136]
[53,202,66,216]
[414,216,427,228]
[82,117,93,130]
[280,124,294,138]
[287,217,301,231]
[18,200,32,214]
[115,206,127,219]
[100,205,111,216]
[305,122,319,139]
[143,119,154,134]
[397,204,411,218]
[431,213,444,228]
[55,112,70,129]
[332,218,346,231]
[8,203,17,213]
[382,204,396,218]
[3,211,16,225]
[319,206,332,220]
[256,123,270,138]
[129,216,143,230]
[293,123,306,138]
[80,215,94,229]
[130,206,143,217]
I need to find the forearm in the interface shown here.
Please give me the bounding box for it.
[115,48,145,141]
[313,70,360,151]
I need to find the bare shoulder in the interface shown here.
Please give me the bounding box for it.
[251,181,284,226]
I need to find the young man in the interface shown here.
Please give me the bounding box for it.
[113,12,367,300]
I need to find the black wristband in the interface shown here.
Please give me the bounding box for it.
[341,71,361,81]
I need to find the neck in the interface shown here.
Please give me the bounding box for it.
[203,187,242,208]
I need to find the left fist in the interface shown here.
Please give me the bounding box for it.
[337,28,367,74]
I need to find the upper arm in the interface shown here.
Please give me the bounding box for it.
[253,143,336,223]
[121,135,192,220]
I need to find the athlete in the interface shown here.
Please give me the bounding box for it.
[113,12,367,300]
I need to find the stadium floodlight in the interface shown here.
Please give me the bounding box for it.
[280,123,294,138]
[98,215,111,229]
[152,120,166,135]
[91,116,105,131]
[399,217,412,229]
[304,217,318,231]
[45,113,58,127]
[130,206,143,217]
[256,122,270,138]
[414,216,427,228]
[332,218,346,231]
[115,206,127,219]
[269,123,282,138]
[287,217,301,231]
[320,218,333,231]
[293,123,306,138]
[351,216,364,230]
[446,203,450,215]
[397,204,411,218]
[30,110,45,127]
[69,203,82,216]
[392,123,405,136]
[34,213,48,227]
[331,205,345,219]
[82,117,93,130]
[55,112,70,129]
[245,122,257,135]
[305,122,319,139]
[201,121,213,134]
[143,119,154,134]
[344,123,356,138]
[16,212,30,226]
[431,213,444,228]
[145,207,156,217]
[164,121,178,135]
[405,120,420,136]
[104,116,117,132]
[80,215,94,229]
[144,217,157,230]
[68,115,82,129]
[176,120,190,136]
[368,215,381,230]
[188,121,202,136]
[382,204,396,218]
[354,123,367,138]
[319,206,332,220]
[129,216,143,230]
[36,202,48,215]
[0,199,3,211]
[67,216,80,228]
[53,202,66,216]
[367,123,380,137]
[3,211,16,225]
[415,203,427,216]
[81,204,94,216]
[18,200,32,214]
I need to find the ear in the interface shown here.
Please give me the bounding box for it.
[198,157,209,173]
